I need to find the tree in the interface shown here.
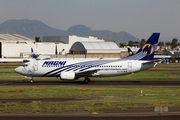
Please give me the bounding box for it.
[35,37,41,42]
[140,39,145,47]
[166,42,171,46]
[158,41,164,50]
[171,38,178,49]
[128,40,134,47]
[119,43,127,47]
[158,41,164,46]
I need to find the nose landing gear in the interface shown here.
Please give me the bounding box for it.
[25,76,34,83]
[30,79,34,83]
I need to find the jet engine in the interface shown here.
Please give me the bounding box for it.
[60,72,75,80]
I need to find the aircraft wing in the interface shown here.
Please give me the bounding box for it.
[75,69,100,76]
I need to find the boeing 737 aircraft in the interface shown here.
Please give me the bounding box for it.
[15,33,160,83]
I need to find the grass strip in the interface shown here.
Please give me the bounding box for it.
[0,86,180,98]
[0,86,180,113]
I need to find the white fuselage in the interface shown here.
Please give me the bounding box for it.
[14,59,155,79]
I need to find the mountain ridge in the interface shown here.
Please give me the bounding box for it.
[0,19,140,43]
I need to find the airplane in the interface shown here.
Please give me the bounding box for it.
[127,47,135,56]
[154,54,171,63]
[31,48,51,60]
[14,33,160,83]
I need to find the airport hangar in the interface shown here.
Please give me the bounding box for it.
[0,34,127,59]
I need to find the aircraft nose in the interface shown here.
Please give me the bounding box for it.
[14,67,21,74]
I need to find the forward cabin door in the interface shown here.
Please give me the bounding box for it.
[34,61,38,71]
[128,62,132,72]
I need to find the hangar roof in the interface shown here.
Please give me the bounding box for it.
[0,34,34,43]
[70,42,120,53]
[73,42,119,50]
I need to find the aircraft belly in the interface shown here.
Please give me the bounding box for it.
[140,63,155,71]
[34,68,55,77]
[33,71,44,77]
[93,70,123,77]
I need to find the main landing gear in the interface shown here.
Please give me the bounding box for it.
[84,77,90,83]
[29,77,34,83]
[30,79,34,83]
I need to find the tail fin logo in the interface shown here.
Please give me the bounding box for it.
[142,44,154,55]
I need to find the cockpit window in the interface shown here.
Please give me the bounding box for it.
[21,64,28,67]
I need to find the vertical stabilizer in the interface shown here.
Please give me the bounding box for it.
[122,33,160,60]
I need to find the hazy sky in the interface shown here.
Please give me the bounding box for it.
[0,0,180,39]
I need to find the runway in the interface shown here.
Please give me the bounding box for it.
[0,114,180,120]
[1,80,180,86]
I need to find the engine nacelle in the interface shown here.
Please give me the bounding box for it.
[60,72,75,80]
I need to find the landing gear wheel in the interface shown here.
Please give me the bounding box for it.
[84,77,90,83]
[30,79,34,83]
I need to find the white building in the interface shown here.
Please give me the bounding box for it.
[1,34,114,58]
[0,34,34,58]
[43,35,105,55]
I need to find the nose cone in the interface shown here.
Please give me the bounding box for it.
[14,67,22,74]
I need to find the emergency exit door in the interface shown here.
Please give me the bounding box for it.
[128,62,132,71]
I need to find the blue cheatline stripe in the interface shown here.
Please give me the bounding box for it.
[42,59,119,77]
[41,67,64,77]
[65,67,77,72]
[42,64,78,77]
[73,67,83,71]
[48,67,70,77]
[41,62,81,77]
